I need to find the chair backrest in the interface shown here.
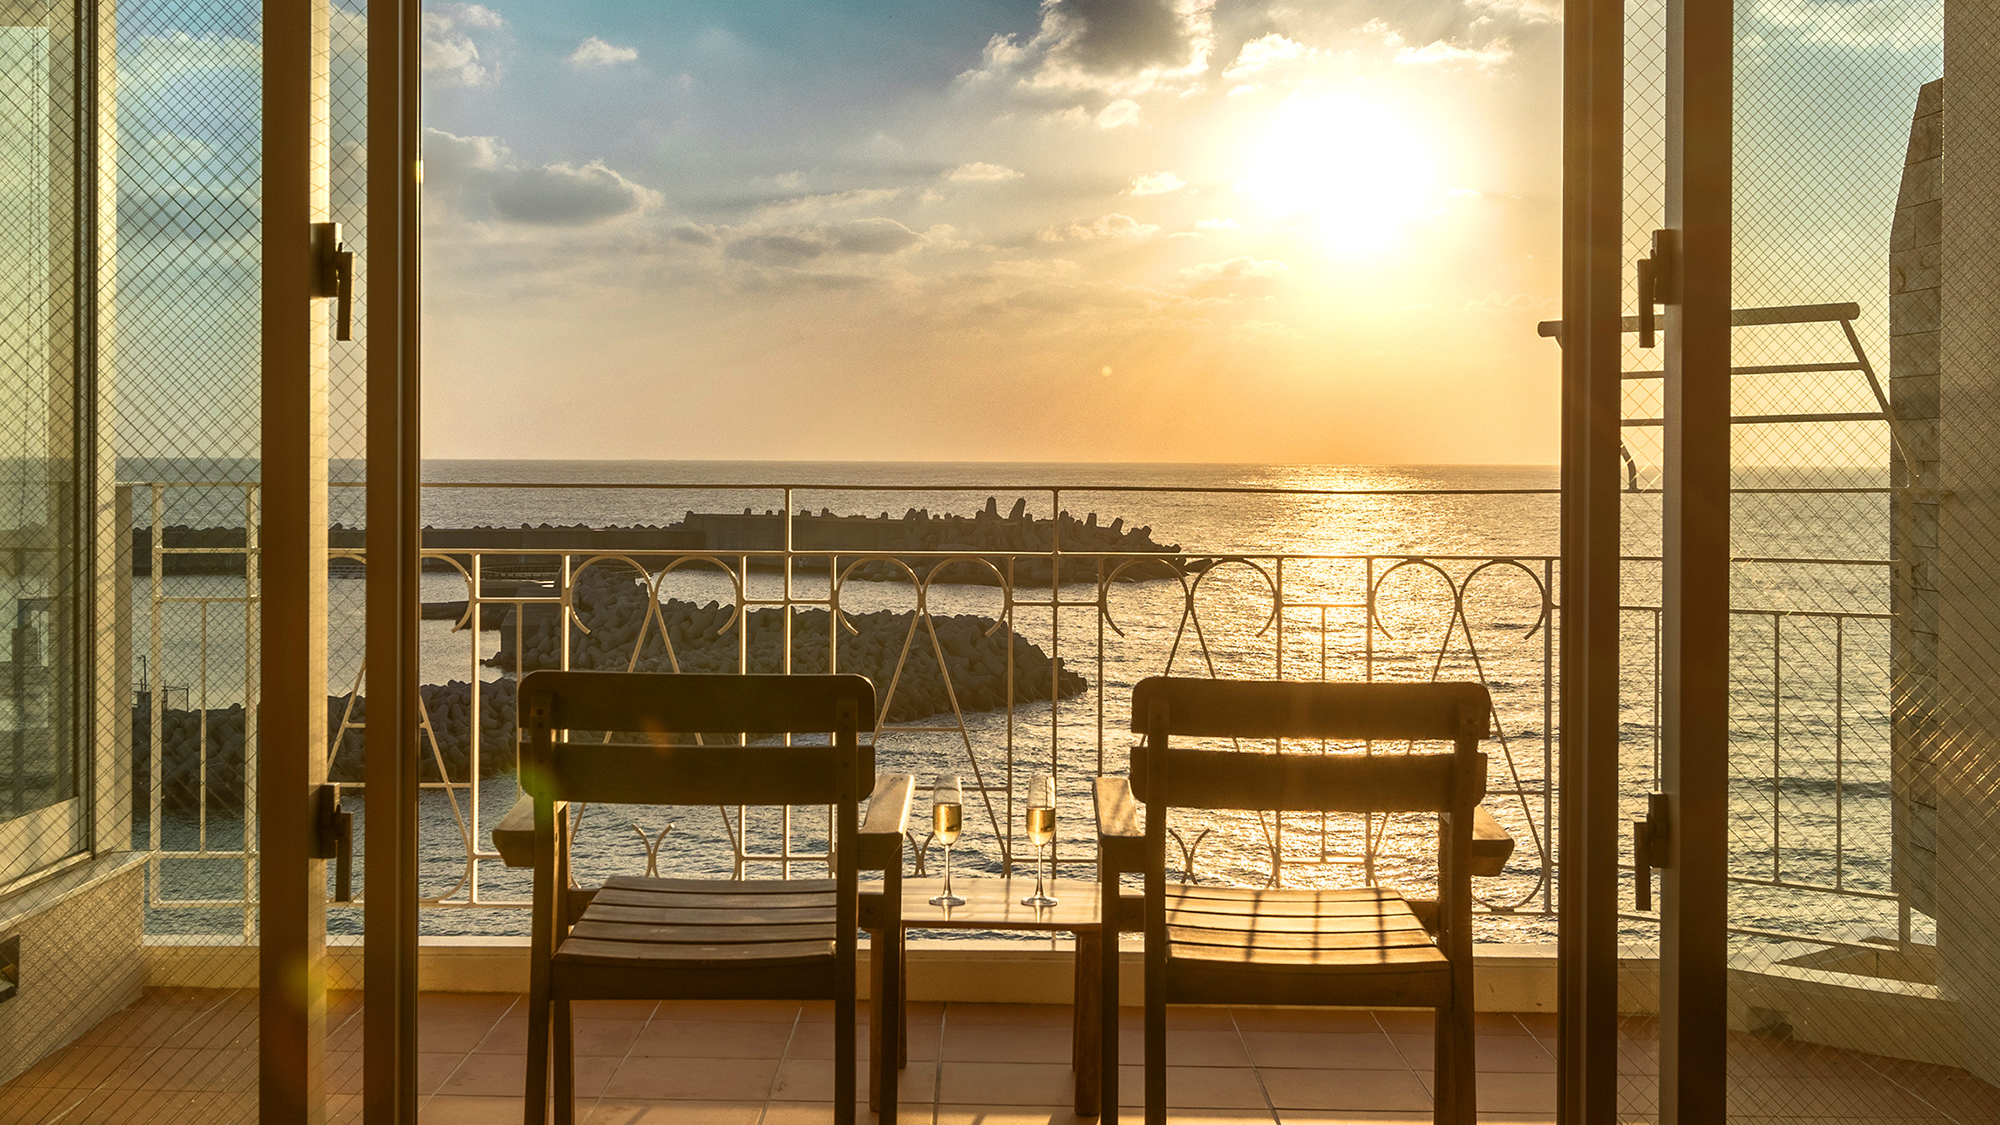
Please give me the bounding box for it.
[1128,677,1490,814]
[519,670,877,807]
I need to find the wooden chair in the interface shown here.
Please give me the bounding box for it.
[519,670,915,1125]
[1095,677,1503,1125]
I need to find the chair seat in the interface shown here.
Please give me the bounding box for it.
[1162,885,1451,1007]
[553,875,839,970]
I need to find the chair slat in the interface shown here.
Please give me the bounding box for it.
[1133,747,1465,812]
[590,887,838,911]
[1169,943,1450,969]
[1130,677,1489,740]
[569,920,839,945]
[603,875,837,894]
[582,903,838,927]
[522,670,876,735]
[1168,924,1436,951]
[546,742,871,806]
[553,937,836,967]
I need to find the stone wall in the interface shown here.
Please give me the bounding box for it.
[1891,78,1942,919]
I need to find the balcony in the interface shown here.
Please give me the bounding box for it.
[0,468,1970,1121]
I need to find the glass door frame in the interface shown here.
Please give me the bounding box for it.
[1560,0,1733,1120]
[1654,0,1732,1120]
[363,0,424,1120]
[260,0,336,1119]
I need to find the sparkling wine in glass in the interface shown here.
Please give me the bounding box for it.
[1022,772,1058,907]
[929,774,966,907]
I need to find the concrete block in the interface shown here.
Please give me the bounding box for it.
[1891,200,1941,254]
[1892,244,1942,294]
[1892,290,1943,336]
[1901,157,1944,209]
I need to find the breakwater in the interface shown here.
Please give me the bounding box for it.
[134,680,518,815]
[488,567,1088,721]
[131,497,1200,583]
[136,561,1086,809]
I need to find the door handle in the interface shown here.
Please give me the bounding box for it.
[313,221,356,342]
[1633,792,1669,912]
[314,783,355,902]
[1635,228,1677,350]
[1636,256,1657,349]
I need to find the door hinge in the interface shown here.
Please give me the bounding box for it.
[1634,791,1670,912]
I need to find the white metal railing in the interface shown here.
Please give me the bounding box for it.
[127,478,1906,952]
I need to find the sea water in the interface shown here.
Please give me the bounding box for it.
[131,460,1908,950]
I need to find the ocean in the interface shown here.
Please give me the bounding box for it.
[132,460,1906,950]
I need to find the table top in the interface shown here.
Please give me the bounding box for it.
[863,877,1127,931]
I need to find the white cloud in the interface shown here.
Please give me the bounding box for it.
[1749,0,1942,49]
[724,218,926,265]
[945,162,1025,183]
[424,4,506,87]
[1096,99,1142,128]
[1127,171,1186,196]
[422,128,659,225]
[1178,257,1288,297]
[760,187,905,217]
[1396,39,1513,68]
[568,36,638,68]
[1222,33,1309,79]
[1468,0,1561,25]
[1194,217,1240,230]
[1037,213,1160,241]
[960,0,1218,98]
[1179,257,1287,282]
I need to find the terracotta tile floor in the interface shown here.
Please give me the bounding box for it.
[3,989,1996,1123]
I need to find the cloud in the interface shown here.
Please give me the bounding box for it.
[1127,171,1186,196]
[1222,33,1311,79]
[424,4,506,87]
[724,219,925,265]
[1396,39,1513,68]
[759,187,906,217]
[568,36,639,68]
[1467,0,1561,24]
[1361,19,1514,70]
[963,0,1217,97]
[1748,0,1942,49]
[945,162,1025,182]
[422,128,658,225]
[1096,99,1142,128]
[493,162,656,224]
[1178,256,1288,297]
[1037,213,1160,241]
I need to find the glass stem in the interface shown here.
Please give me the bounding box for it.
[942,843,952,900]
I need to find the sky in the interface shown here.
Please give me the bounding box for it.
[414,0,1572,463]
[94,0,1944,467]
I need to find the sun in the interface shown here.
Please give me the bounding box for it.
[1235,93,1440,254]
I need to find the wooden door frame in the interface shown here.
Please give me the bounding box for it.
[1658,0,1732,1120]
[260,0,333,1119]
[364,0,423,1121]
[1556,0,1626,1119]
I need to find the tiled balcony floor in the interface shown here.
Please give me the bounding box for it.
[3,989,1996,1124]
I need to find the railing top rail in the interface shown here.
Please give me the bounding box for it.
[344,481,1566,496]
[1537,300,1863,338]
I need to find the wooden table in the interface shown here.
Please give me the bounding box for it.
[862,876,1140,1116]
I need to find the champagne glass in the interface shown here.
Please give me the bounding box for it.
[1022,772,1058,907]
[928,774,966,907]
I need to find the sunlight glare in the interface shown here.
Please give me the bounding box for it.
[1235,94,1440,255]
